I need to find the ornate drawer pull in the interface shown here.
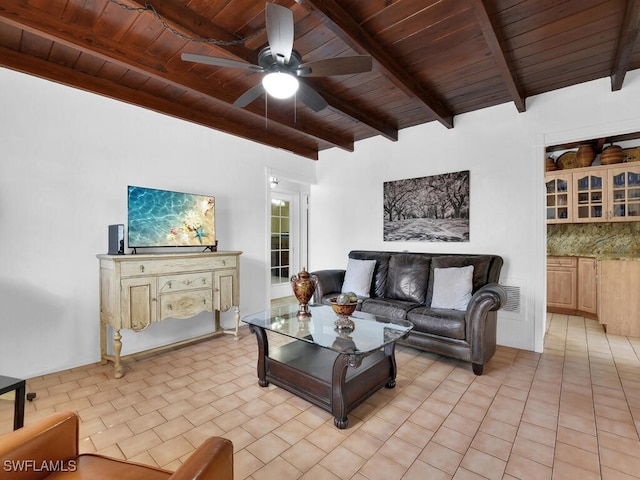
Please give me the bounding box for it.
[132,322,149,332]
[139,265,145,273]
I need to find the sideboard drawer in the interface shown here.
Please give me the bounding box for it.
[121,256,237,276]
[159,272,213,293]
[159,290,213,320]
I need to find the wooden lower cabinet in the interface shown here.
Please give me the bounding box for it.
[547,256,598,319]
[548,256,640,336]
[599,259,640,336]
[547,256,578,310]
[577,257,598,316]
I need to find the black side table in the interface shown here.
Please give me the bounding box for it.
[0,375,25,430]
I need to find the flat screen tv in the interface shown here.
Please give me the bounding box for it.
[127,185,215,249]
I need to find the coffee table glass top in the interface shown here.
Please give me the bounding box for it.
[243,304,413,355]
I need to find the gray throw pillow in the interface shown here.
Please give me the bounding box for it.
[430,265,474,310]
[341,258,376,297]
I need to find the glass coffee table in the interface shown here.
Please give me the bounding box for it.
[243,304,413,429]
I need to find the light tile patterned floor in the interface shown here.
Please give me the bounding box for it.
[2,312,640,479]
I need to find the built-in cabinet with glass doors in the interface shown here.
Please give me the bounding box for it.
[545,163,640,224]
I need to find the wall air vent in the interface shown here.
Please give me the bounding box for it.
[502,284,521,313]
[498,278,526,322]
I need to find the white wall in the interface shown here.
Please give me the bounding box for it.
[2,65,640,379]
[0,67,315,379]
[309,70,640,353]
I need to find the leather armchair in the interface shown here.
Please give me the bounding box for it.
[0,411,233,479]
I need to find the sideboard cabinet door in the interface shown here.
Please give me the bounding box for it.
[121,277,157,331]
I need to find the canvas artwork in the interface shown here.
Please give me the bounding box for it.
[383,170,470,242]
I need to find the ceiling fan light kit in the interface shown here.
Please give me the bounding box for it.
[181,2,372,111]
[262,72,299,99]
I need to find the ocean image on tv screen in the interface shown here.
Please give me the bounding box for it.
[128,186,215,248]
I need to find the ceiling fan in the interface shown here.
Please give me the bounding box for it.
[181,2,372,112]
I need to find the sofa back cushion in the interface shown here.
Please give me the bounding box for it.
[348,251,391,298]
[426,255,492,306]
[386,253,431,304]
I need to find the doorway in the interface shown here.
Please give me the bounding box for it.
[272,190,306,302]
[268,176,310,302]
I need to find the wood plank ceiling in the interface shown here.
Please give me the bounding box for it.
[1,0,639,160]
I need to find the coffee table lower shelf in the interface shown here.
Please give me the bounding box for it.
[251,328,398,429]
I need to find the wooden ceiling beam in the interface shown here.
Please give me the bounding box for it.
[319,89,398,141]
[611,0,640,91]
[296,0,454,129]
[0,44,319,160]
[0,2,351,153]
[125,0,257,64]
[470,0,526,113]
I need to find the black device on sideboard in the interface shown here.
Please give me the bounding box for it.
[108,224,125,255]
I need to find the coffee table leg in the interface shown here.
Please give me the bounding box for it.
[384,342,398,389]
[331,354,363,429]
[249,326,270,387]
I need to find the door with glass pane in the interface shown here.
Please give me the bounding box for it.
[270,193,297,299]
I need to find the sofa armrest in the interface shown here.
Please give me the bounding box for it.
[0,411,78,474]
[468,283,507,314]
[170,437,233,480]
[310,269,345,304]
[466,283,507,374]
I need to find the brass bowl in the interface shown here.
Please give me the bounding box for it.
[329,298,358,317]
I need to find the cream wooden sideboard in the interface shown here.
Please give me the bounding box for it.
[97,251,241,378]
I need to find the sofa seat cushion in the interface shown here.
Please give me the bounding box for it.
[386,254,431,304]
[361,297,419,321]
[407,307,466,340]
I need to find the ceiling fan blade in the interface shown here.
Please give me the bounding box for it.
[298,56,373,77]
[181,53,264,72]
[298,82,328,112]
[265,3,294,65]
[233,84,266,108]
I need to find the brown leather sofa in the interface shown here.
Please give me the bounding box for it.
[0,411,233,479]
[312,250,507,375]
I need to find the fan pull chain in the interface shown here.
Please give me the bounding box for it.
[265,95,268,134]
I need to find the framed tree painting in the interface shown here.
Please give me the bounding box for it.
[383,170,470,242]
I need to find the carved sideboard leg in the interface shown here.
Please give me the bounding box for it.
[234,306,240,340]
[100,322,108,365]
[113,329,123,379]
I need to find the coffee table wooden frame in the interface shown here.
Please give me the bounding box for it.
[248,323,402,429]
